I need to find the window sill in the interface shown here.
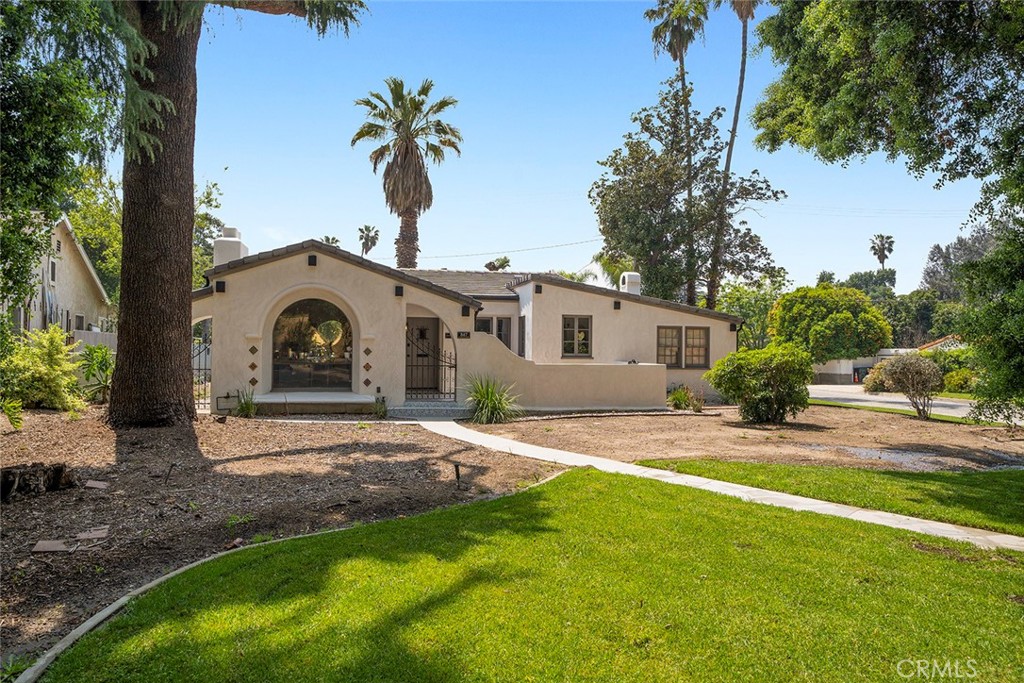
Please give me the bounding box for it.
[561,355,593,359]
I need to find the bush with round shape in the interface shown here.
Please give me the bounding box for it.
[882,353,944,419]
[704,344,814,424]
[943,368,978,394]
[861,359,890,393]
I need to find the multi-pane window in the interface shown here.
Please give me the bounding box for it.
[685,327,710,368]
[656,326,682,368]
[496,317,512,349]
[562,316,592,357]
[474,316,493,334]
[517,315,526,357]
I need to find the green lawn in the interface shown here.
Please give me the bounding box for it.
[44,470,1024,683]
[640,459,1024,538]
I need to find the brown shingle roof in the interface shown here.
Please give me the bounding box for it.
[406,270,526,299]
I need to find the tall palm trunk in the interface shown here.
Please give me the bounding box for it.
[680,52,698,306]
[706,16,749,311]
[395,210,420,268]
[109,3,200,427]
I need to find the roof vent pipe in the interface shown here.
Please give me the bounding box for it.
[620,272,641,295]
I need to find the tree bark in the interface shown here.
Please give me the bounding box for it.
[395,210,420,268]
[109,3,201,427]
[706,17,749,311]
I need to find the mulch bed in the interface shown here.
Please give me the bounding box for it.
[0,409,559,660]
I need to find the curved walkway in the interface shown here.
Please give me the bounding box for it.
[422,421,1024,552]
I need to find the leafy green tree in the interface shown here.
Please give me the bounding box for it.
[0,0,131,313]
[877,289,938,348]
[929,301,966,339]
[959,226,1024,426]
[351,77,462,268]
[839,268,895,305]
[591,78,781,301]
[882,353,944,419]
[68,167,225,299]
[921,225,997,301]
[768,284,892,363]
[869,234,894,269]
[645,0,709,304]
[358,224,379,257]
[816,270,836,285]
[718,271,790,349]
[753,1,1024,214]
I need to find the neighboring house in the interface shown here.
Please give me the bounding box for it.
[813,348,917,385]
[6,216,117,350]
[918,335,966,353]
[191,230,741,413]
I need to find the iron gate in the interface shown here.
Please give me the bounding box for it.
[192,341,211,410]
[405,331,456,401]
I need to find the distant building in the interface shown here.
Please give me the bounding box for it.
[6,215,116,350]
[917,335,966,352]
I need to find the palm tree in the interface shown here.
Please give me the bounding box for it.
[351,78,462,268]
[593,250,635,290]
[706,0,759,311]
[322,235,340,246]
[645,0,709,305]
[870,234,895,269]
[556,270,598,284]
[358,224,379,257]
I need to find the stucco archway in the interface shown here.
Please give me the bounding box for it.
[259,286,364,394]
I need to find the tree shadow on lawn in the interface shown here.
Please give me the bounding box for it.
[720,419,834,433]
[0,418,545,658]
[45,483,555,683]
[853,465,1024,534]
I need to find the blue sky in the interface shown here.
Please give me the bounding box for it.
[187,1,980,293]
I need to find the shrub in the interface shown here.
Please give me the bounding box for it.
[922,347,976,375]
[1,397,23,430]
[373,396,388,419]
[80,344,115,403]
[0,325,84,411]
[666,385,693,410]
[234,387,258,418]
[943,368,978,394]
[467,376,523,424]
[861,359,890,393]
[689,388,705,413]
[882,353,944,419]
[704,344,814,423]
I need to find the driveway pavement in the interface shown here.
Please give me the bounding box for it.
[809,384,973,418]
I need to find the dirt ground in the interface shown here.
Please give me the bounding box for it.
[0,409,559,660]
[473,406,1024,471]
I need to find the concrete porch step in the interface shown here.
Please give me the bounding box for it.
[390,401,472,420]
[254,391,377,416]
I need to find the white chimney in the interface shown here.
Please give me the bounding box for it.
[213,227,248,266]
[620,271,641,295]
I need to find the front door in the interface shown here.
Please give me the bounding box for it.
[406,317,440,390]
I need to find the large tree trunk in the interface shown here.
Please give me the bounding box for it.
[395,210,420,268]
[109,3,201,427]
[706,17,749,311]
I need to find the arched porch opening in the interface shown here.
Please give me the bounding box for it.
[272,299,353,391]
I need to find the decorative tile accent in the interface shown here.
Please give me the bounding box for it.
[363,347,372,356]
[248,377,258,386]
[363,362,372,372]
[249,346,258,355]
[249,362,258,371]
[363,378,372,387]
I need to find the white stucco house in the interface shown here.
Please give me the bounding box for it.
[191,230,741,414]
[4,216,117,350]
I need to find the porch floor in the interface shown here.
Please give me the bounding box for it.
[254,391,374,405]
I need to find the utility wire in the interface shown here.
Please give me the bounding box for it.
[376,237,603,262]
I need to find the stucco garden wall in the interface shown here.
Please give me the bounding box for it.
[456,333,666,410]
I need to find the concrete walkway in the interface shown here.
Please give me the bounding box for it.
[809,384,973,418]
[422,421,1024,552]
